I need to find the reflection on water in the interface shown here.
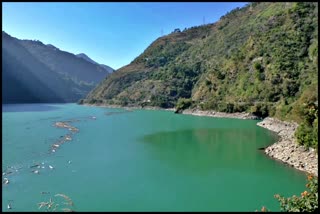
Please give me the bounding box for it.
[2,104,61,112]
[141,128,279,174]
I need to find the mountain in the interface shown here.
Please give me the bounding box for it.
[82,2,318,123]
[2,32,110,103]
[76,53,114,73]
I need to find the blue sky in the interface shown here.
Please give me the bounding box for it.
[2,2,247,70]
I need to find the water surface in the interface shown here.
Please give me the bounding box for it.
[2,103,307,211]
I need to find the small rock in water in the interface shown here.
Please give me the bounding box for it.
[41,191,50,194]
[3,178,9,184]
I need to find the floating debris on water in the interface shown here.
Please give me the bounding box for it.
[54,122,69,128]
[68,127,79,132]
[32,170,40,174]
[49,120,81,154]
[2,171,12,176]
[52,144,60,148]
[41,191,50,194]
[3,178,9,185]
[68,160,72,164]
[65,136,72,141]
[54,121,79,132]
[49,165,54,170]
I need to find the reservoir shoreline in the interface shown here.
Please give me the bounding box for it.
[82,103,318,176]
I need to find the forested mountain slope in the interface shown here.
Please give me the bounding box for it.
[83,2,318,124]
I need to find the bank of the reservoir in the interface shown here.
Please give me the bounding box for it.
[82,103,318,176]
[257,117,318,176]
[181,109,318,177]
[181,109,260,120]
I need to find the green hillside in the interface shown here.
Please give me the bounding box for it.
[83,2,318,125]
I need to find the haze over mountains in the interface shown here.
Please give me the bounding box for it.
[76,53,114,74]
[2,31,113,103]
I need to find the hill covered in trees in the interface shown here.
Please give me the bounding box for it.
[83,2,318,131]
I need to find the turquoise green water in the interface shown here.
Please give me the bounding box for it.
[2,103,307,211]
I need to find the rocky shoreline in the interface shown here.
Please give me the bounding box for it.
[83,103,175,111]
[82,103,318,176]
[182,109,318,176]
[181,109,261,120]
[257,117,318,176]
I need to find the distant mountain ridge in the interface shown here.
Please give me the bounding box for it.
[76,53,114,73]
[2,31,111,103]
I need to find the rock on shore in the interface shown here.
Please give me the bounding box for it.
[181,109,260,120]
[257,117,318,176]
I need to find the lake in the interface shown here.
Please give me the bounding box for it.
[2,103,307,211]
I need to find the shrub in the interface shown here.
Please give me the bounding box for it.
[175,98,193,113]
[258,175,318,212]
[294,102,318,149]
[274,175,318,212]
[250,102,270,118]
[150,94,173,108]
[77,99,84,104]
[253,61,264,72]
[225,102,235,113]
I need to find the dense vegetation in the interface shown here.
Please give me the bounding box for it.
[275,175,318,212]
[258,175,318,212]
[83,2,318,149]
[84,3,317,117]
[2,31,110,103]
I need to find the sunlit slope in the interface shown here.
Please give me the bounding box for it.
[83,2,318,121]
